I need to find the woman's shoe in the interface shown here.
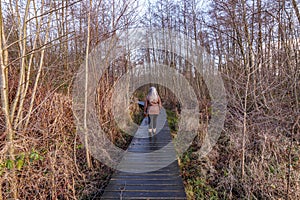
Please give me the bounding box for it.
[153,128,156,135]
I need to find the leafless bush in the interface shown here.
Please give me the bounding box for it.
[0,89,115,199]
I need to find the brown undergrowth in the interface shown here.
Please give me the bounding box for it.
[0,86,130,199]
[179,79,300,199]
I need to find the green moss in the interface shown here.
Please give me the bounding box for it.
[180,150,219,200]
[166,109,178,134]
[186,178,219,200]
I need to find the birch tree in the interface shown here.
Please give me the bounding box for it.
[0,1,17,199]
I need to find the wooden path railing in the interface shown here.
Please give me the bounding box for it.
[100,109,187,199]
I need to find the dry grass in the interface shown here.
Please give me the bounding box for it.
[179,70,300,199]
[0,89,115,199]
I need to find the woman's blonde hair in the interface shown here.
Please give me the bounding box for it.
[147,87,159,102]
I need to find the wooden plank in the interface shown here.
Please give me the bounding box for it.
[105,185,185,191]
[98,197,186,200]
[102,191,186,198]
[107,179,185,186]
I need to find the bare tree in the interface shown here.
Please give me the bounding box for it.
[0,1,17,198]
[84,0,92,169]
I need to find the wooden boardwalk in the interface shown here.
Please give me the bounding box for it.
[100,110,187,199]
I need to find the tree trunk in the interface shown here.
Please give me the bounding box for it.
[84,0,92,169]
[0,2,17,198]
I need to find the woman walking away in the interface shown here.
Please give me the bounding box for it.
[144,87,162,136]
